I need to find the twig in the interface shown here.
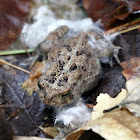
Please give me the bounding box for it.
[0,58,30,74]
[22,43,31,57]
[105,17,140,35]
[0,49,34,56]
[119,24,140,34]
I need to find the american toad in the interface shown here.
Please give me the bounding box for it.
[37,26,101,106]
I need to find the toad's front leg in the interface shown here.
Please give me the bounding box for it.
[30,26,69,68]
[40,26,69,53]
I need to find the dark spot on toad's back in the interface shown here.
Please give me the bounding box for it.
[76,50,84,56]
[81,65,86,71]
[70,63,77,71]
[53,77,57,81]
[59,65,63,70]
[86,52,91,57]
[63,76,68,82]
[67,56,71,60]
[49,79,55,84]
[50,72,56,77]
[57,82,64,86]
[59,60,65,66]
[57,51,61,56]
[67,45,72,52]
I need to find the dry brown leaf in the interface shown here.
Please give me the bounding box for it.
[121,57,140,81]
[39,126,59,138]
[22,62,45,95]
[64,89,127,140]
[121,78,140,117]
[66,108,140,140]
[89,89,127,122]
[90,108,140,140]
[121,57,140,117]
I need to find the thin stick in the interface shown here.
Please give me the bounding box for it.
[0,58,30,74]
[22,43,31,57]
[105,17,140,35]
[105,23,129,35]
[119,24,140,34]
[0,49,34,56]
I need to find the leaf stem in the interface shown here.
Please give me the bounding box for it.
[0,49,34,56]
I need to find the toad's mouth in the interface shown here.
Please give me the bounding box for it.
[46,89,74,106]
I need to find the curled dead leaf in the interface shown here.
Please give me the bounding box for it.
[22,62,45,95]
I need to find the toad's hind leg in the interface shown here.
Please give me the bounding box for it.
[40,26,69,52]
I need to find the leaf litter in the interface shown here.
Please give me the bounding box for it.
[121,57,140,117]
[61,57,140,140]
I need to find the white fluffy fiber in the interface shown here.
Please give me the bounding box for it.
[21,5,119,50]
[21,5,97,49]
[55,100,91,135]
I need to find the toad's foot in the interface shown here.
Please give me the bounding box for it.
[112,46,123,65]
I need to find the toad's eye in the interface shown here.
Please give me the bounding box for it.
[38,81,45,89]
[61,91,70,97]
[38,81,42,89]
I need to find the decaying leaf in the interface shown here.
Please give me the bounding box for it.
[121,57,140,81]
[0,0,31,50]
[82,0,140,29]
[22,62,45,95]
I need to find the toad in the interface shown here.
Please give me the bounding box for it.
[37,26,101,106]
